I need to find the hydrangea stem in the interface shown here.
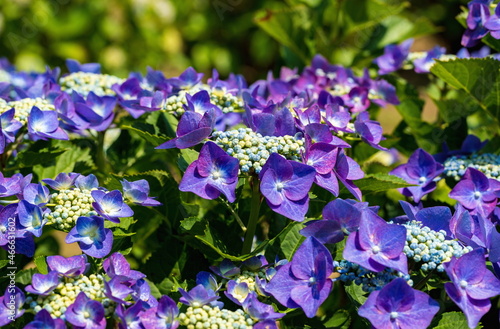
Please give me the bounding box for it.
[241,175,261,255]
[96,131,110,174]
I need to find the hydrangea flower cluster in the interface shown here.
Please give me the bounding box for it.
[443,153,500,181]
[401,220,473,272]
[335,259,412,293]
[212,128,304,173]
[0,98,56,125]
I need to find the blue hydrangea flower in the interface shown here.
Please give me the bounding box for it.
[344,211,408,274]
[444,248,500,329]
[65,292,106,329]
[24,309,66,329]
[259,153,316,221]
[358,278,439,329]
[179,141,239,202]
[27,107,68,141]
[91,190,134,223]
[66,216,113,258]
[266,237,334,318]
[0,287,25,326]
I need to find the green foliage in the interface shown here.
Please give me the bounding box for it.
[33,255,48,275]
[431,312,482,329]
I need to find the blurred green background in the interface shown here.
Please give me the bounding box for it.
[0,0,469,80]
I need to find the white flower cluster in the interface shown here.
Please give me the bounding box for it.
[402,220,473,272]
[178,305,254,329]
[162,92,188,116]
[213,128,304,173]
[336,260,412,293]
[443,153,500,181]
[25,274,114,320]
[209,89,244,114]
[60,72,124,97]
[0,97,56,125]
[44,188,98,231]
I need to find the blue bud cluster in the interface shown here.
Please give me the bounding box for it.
[335,260,412,293]
[24,274,114,320]
[234,269,267,292]
[44,188,98,231]
[401,220,473,272]
[60,71,124,97]
[212,128,304,173]
[443,153,500,181]
[162,91,188,116]
[178,305,254,329]
[0,97,56,125]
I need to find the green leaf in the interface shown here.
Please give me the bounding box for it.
[16,148,66,168]
[342,0,408,35]
[15,268,36,285]
[0,260,9,269]
[121,124,168,147]
[253,5,313,63]
[34,256,48,275]
[265,220,305,260]
[430,58,500,126]
[178,149,199,172]
[324,309,351,329]
[432,312,482,329]
[344,283,368,305]
[33,144,94,180]
[341,173,413,196]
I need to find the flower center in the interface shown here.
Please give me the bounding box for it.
[275,182,285,192]
[212,170,222,180]
[0,225,6,234]
[84,311,91,319]
[460,280,468,289]
[473,191,482,200]
[390,311,399,320]
[418,176,427,184]
[308,276,317,286]
[371,246,381,254]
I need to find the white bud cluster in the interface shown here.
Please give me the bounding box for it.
[401,220,473,272]
[234,270,267,292]
[178,305,254,329]
[60,72,124,97]
[44,188,98,231]
[0,97,56,125]
[25,274,114,321]
[444,153,500,181]
[163,92,189,116]
[209,89,243,114]
[212,128,304,173]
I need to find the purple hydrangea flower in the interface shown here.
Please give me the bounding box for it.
[390,148,444,203]
[116,302,146,329]
[66,58,101,73]
[140,295,179,329]
[27,107,68,141]
[354,112,386,150]
[266,237,334,318]
[485,2,500,38]
[156,108,215,150]
[66,216,113,258]
[374,39,413,75]
[103,252,146,281]
[91,190,134,223]
[25,271,60,296]
[462,1,491,47]
[104,276,134,304]
[413,46,446,73]
[121,179,161,206]
[344,211,408,274]
[444,248,500,328]
[65,292,106,329]
[17,200,47,238]
[74,92,116,131]
[358,277,440,329]
[224,280,250,305]
[179,284,222,308]
[449,168,500,218]
[24,309,66,329]
[242,292,285,323]
[46,254,89,277]
[179,141,239,202]
[259,153,316,221]
[42,172,80,190]
[300,198,368,244]
[0,287,25,326]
